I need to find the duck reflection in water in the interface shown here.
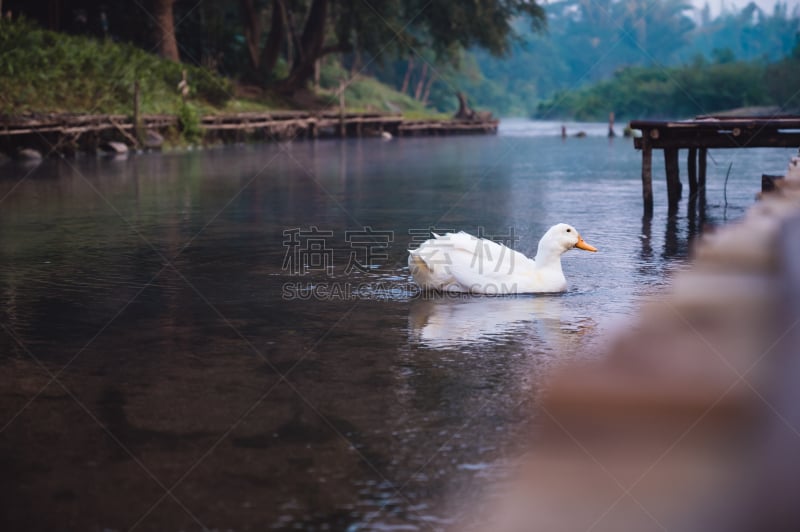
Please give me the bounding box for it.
[408,294,595,353]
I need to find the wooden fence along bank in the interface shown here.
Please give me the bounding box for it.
[0,111,499,157]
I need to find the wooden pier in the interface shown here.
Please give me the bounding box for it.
[0,111,499,157]
[630,116,800,215]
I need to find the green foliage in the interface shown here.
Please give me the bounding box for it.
[533,56,793,120]
[344,77,431,114]
[177,102,202,143]
[329,0,546,64]
[6,0,797,119]
[688,2,800,63]
[368,48,505,116]
[765,44,800,110]
[0,17,231,115]
[315,59,432,114]
[423,0,800,116]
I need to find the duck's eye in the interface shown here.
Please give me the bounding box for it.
[566,228,571,232]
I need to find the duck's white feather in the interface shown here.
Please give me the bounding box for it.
[408,224,595,294]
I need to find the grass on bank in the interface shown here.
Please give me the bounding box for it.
[0,18,232,115]
[0,17,445,120]
[316,60,433,115]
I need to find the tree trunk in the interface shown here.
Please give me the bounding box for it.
[349,49,361,77]
[421,72,437,105]
[455,92,474,120]
[47,0,63,31]
[414,63,428,100]
[298,0,327,62]
[260,0,286,75]
[281,0,328,91]
[152,0,179,62]
[239,0,262,70]
[284,6,300,66]
[400,56,414,94]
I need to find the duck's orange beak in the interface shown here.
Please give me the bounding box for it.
[575,236,598,252]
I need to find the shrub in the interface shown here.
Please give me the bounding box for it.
[177,102,202,143]
[0,17,231,115]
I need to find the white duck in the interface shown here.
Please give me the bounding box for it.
[408,223,597,294]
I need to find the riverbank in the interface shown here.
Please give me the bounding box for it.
[0,111,499,158]
[0,17,498,159]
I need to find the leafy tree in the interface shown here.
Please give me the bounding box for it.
[5,0,547,96]
[685,1,800,62]
[181,0,548,92]
[534,58,777,120]
[450,0,798,116]
[270,0,547,92]
[765,35,800,109]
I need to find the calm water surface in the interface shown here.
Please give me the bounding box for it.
[0,120,794,530]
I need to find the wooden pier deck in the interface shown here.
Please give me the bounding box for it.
[0,111,499,157]
[630,116,800,214]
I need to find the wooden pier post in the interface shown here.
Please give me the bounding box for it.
[698,147,707,199]
[641,138,654,215]
[687,147,698,201]
[664,147,681,214]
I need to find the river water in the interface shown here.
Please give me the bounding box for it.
[0,120,794,530]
